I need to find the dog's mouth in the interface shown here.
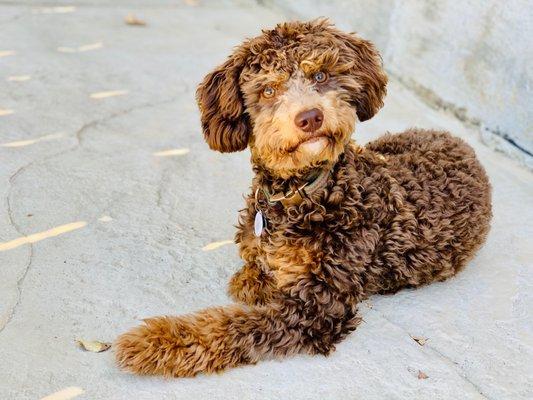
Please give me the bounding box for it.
[287,132,332,153]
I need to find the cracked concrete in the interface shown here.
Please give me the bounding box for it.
[0,1,532,400]
[1,193,34,335]
[368,307,492,399]
[1,95,181,335]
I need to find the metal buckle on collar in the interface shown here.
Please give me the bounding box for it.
[256,168,328,208]
[263,181,310,205]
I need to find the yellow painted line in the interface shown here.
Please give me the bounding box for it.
[98,215,113,222]
[1,133,64,148]
[40,387,84,400]
[153,148,190,157]
[90,90,128,99]
[7,75,31,82]
[0,109,14,116]
[57,42,103,53]
[32,6,76,14]
[202,240,234,251]
[0,50,16,57]
[0,221,87,252]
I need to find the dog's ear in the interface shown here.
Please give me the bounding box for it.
[196,47,251,153]
[333,31,388,122]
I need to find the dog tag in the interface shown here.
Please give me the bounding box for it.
[254,210,265,237]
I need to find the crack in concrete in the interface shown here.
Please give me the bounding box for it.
[155,167,178,221]
[0,161,40,333]
[369,308,492,400]
[0,96,180,335]
[75,96,181,146]
[426,344,493,400]
[0,196,34,335]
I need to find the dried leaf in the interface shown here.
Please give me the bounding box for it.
[417,370,429,379]
[411,335,428,346]
[77,339,111,353]
[125,14,146,26]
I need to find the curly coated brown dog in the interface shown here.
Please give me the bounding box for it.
[115,19,492,377]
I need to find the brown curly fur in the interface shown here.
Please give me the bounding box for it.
[115,19,492,377]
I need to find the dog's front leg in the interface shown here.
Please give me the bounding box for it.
[115,276,361,377]
[228,262,277,305]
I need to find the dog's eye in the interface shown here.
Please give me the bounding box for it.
[313,71,328,83]
[262,86,276,98]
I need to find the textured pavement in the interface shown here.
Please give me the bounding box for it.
[0,2,532,399]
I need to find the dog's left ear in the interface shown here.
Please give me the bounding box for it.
[196,47,251,153]
[333,30,388,122]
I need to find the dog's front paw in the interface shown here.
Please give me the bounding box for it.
[115,316,206,377]
[228,264,276,306]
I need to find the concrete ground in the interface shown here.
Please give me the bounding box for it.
[0,2,531,399]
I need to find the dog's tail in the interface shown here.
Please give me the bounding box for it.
[115,298,360,377]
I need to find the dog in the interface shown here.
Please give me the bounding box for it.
[115,19,492,377]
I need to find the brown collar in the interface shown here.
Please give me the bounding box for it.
[255,143,384,208]
[257,167,331,208]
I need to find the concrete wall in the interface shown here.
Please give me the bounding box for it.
[263,0,533,167]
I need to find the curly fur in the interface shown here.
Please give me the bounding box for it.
[115,19,492,377]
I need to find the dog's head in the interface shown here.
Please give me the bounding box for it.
[197,19,387,178]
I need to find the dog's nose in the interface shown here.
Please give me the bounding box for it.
[294,108,324,132]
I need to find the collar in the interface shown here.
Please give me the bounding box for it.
[254,142,382,209]
[257,167,332,208]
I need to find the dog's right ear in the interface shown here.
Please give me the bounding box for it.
[196,48,251,153]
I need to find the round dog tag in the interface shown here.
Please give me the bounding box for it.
[254,211,265,237]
